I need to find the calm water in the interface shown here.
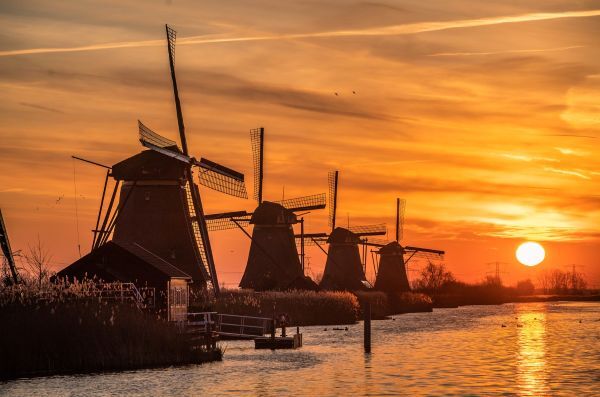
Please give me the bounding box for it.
[2,302,599,396]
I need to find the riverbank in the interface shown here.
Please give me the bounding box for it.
[194,289,434,325]
[430,291,600,308]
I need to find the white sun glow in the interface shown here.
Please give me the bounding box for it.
[516,242,545,266]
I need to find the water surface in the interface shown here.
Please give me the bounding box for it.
[2,302,599,396]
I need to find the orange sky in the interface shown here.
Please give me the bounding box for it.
[0,0,598,288]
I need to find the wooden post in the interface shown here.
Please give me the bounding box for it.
[271,304,276,341]
[364,301,371,353]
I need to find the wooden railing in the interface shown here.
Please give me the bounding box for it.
[184,312,271,339]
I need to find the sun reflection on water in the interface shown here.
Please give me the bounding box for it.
[517,308,549,396]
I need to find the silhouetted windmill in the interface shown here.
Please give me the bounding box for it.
[368,198,444,294]
[206,127,326,291]
[300,171,387,291]
[0,209,20,285]
[88,26,248,295]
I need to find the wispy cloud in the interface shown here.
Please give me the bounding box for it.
[429,45,584,57]
[544,167,591,180]
[555,147,588,156]
[0,10,599,57]
[19,102,65,114]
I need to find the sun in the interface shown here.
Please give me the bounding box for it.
[516,242,545,267]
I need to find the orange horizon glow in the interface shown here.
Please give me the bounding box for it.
[0,1,598,288]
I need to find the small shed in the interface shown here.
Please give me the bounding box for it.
[57,241,192,321]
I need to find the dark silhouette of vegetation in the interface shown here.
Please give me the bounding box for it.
[203,289,360,326]
[0,281,221,380]
[538,269,587,294]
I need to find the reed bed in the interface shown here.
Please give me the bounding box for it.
[209,289,360,326]
[0,281,221,380]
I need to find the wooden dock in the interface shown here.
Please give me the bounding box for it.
[255,333,303,349]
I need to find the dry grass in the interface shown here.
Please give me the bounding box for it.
[205,289,360,326]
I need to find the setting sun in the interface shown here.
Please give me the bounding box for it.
[516,242,546,267]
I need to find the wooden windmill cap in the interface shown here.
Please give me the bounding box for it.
[327,227,360,244]
[112,147,187,181]
[379,241,404,254]
[250,201,297,225]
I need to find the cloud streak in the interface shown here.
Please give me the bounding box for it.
[429,45,584,57]
[0,9,599,57]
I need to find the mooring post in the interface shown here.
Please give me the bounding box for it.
[271,304,276,341]
[364,301,371,353]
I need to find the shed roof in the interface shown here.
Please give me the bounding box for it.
[116,241,192,279]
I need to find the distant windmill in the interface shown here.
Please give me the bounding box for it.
[206,127,326,291]
[0,209,20,285]
[368,198,444,294]
[300,171,387,291]
[88,25,248,296]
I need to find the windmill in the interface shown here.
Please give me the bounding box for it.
[300,171,387,291]
[369,198,444,294]
[0,209,20,285]
[87,25,248,296]
[205,127,326,291]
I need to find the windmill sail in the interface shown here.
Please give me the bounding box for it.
[348,224,387,236]
[0,209,19,284]
[139,120,177,148]
[205,210,252,231]
[197,158,248,199]
[275,193,326,212]
[328,171,338,231]
[139,121,248,199]
[250,127,264,204]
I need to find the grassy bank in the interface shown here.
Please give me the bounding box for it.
[198,289,432,325]
[202,289,360,326]
[0,282,221,380]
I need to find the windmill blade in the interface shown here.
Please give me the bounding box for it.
[328,171,338,231]
[396,198,406,242]
[139,121,192,164]
[206,216,251,231]
[0,209,19,284]
[362,237,390,247]
[250,127,264,204]
[139,120,178,149]
[166,24,177,66]
[197,158,248,199]
[294,233,328,247]
[348,224,387,236]
[205,210,251,220]
[404,246,445,262]
[275,193,326,212]
[205,210,252,231]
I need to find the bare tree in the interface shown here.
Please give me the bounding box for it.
[413,262,455,292]
[24,236,53,289]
